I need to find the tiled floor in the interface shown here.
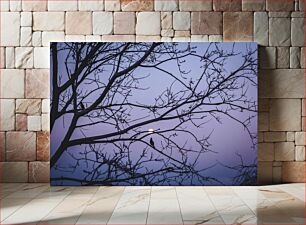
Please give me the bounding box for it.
[0,183,305,224]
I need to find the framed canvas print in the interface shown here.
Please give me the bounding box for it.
[50,42,258,186]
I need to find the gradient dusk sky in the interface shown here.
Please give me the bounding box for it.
[50,42,258,186]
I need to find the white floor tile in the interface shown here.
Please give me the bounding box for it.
[108,187,150,224]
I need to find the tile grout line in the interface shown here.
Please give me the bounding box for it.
[145,186,152,225]
[105,186,126,225]
[1,184,51,223]
[174,187,185,225]
[0,183,36,222]
[74,186,100,225]
[36,185,74,223]
[201,186,227,225]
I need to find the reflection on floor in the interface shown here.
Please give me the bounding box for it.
[0,183,305,224]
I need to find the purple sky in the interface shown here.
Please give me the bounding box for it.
[51,42,258,186]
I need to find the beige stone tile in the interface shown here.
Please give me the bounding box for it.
[65,35,86,42]
[6,131,36,161]
[269,18,291,46]
[161,37,172,42]
[287,132,295,142]
[37,131,50,161]
[48,0,77,11]
[15,47,33,68]
[258,98,269,112]
[272,164,282,184]
[42,99,50,113]
[274,142,295,161]
[258,112,269,131]
[258,143,274,161]
[208,35,223,42]
[0,162,28,182]
[22,0,47,11]
[136,12,160,35]
[269,12,291,18]
[174,30,190,37]
[191,12,222,35]
[270,99,301,131]
[136,35,161,42]
[276,47,290,68]
[102,35,136,42]
[16,99,41,115]
[0,69,24,98]
[27,115,41,131]
[223,12,253,42]
[242,0,265,11]
[254,12,268,46]
[78,0,104,11]
[16,114,27,131]
[266,0,294,11]
[33,12,65,31]
[161,12,172,29]
[291,18,304,47]
[26,69,50,98]
[20,27,32,47]
[85,35,102,42]
[34,47,49,68]
[66,12,92,35]
[1,12,20,46]
[213,0,242,11]
[295,131,305,146]
[191,35,209,42]
[161,29,174,37]
[5,47,14,69]
[179,0,212,11]
[258,162,273,185]
[258,132,264,143]
[20,12,32,26]
[93,12,113,35]
[114,12,135,35]
[173,36,190,41]
[32,31,42,47]
[155,0,178,11]
[290,47,301,68]
[41,113,50,131]
[259,47,276,69]
[0,99,15,131]
[29,161,50,183]
[42,32,65,47]
[173,12,190,31]
[0,0,9,11]
[264,132,286,142]
[262,69,304,98]
[121,0,153,11]
[105,0,120,11]
[295,146,305,161]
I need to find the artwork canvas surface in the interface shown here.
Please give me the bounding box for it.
[50,42,258,186]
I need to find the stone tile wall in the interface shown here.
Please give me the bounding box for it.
[0,0,305,184]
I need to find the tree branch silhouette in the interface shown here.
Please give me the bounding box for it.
[50,42,257,185]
